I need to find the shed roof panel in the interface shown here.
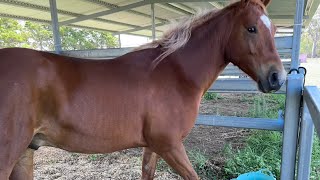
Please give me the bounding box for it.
[0,0,319,37]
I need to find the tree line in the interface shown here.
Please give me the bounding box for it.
[0,18,118,51]
[296,6,320,58]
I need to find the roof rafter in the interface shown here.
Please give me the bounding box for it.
[156,3,192,15]
[209,2,224,9]
[60,1,150,26]
[114,22,166,35]
[0,0,141,29]
[168,3,195,14]
[84,0,169,23]
[150,0,229,3]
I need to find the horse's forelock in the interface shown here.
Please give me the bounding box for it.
[243,0,268,14]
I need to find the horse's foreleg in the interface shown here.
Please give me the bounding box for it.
[158,143,198,180]
[9,149,34,180]
[141,147,159,180]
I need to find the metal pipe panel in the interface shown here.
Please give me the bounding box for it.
[60,48,133,59]
[280,73,304,180]
[290,0,305,69]
[208,78,287,94]
[297,102,314,180]
[196,115,284,131]
[304,86,320,136]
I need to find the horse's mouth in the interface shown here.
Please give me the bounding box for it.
[258,80,268,93]
[258,79,281,93]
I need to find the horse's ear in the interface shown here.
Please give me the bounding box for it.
[261,0,272,7]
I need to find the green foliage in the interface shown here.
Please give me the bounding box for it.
[223,94,285,179]
[203,92,221,101]
[24,21,53,50]
[157,149,217,179]
[223,93,320,180]
[88,154,108,162]
[60,27,118,50]
[224,131,282,179]
[248,94,286,119]
[0,18,28,48]
[0,18,119,50]
[302,6,320,57]
[188,150,217,179]
[224,132,320,180]
[311,137,320,179]
[300,33,313,55]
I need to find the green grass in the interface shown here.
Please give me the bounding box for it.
[223,94,320,179]
[87,154,107,161]
[223,94,284,179]
[188,149,217,180]
[157,149,218,180]
[311,137,320,179]
[203,92,221,101]
[223,131,282,178]
[248,94,286,119]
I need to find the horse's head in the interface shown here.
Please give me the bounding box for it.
[226,0,286,93]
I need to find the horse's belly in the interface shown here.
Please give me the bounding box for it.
[35,115,146,154]
[57,129,146,153]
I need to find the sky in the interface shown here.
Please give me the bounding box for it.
[119,34,152,48]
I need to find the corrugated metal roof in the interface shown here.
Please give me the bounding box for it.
[0,0,319,37]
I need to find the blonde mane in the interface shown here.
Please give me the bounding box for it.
[134,9,218,68]
[134,0,266,69]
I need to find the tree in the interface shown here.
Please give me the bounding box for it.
[0,18,119,50]
[0,18,28,48]
[300,33,313,55]
[305,6,320,57]
[24,21,53,50]
[59,27,118,50]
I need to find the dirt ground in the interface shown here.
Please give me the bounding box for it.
[33,59,320,180]
[301,58,320,87]
[34,94,252,180]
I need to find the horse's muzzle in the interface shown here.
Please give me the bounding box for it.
[258,69,286,93]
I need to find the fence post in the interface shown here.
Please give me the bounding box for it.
[280,74,304,180]
[280,0,305,177]
[297,101,314,180]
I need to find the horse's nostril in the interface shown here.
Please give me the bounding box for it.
[269,72,279,88]
[271,73,278,84]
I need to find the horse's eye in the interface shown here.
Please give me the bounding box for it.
[247,27,257,33]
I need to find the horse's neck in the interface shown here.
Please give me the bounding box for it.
[171,14,231,93]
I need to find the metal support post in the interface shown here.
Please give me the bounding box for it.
[49,0,62,53]
[290,0,305,69]
[118,34,121,48]
[280,73,304,180]
[151,3,156,40]
[281,0,305,177]
[297,102,314,180]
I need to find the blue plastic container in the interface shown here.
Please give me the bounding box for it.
[236,169,276,180]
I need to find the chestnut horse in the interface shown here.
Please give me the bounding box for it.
[0,0,286,179]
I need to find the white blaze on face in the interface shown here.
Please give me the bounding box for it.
[260,14,272,34]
